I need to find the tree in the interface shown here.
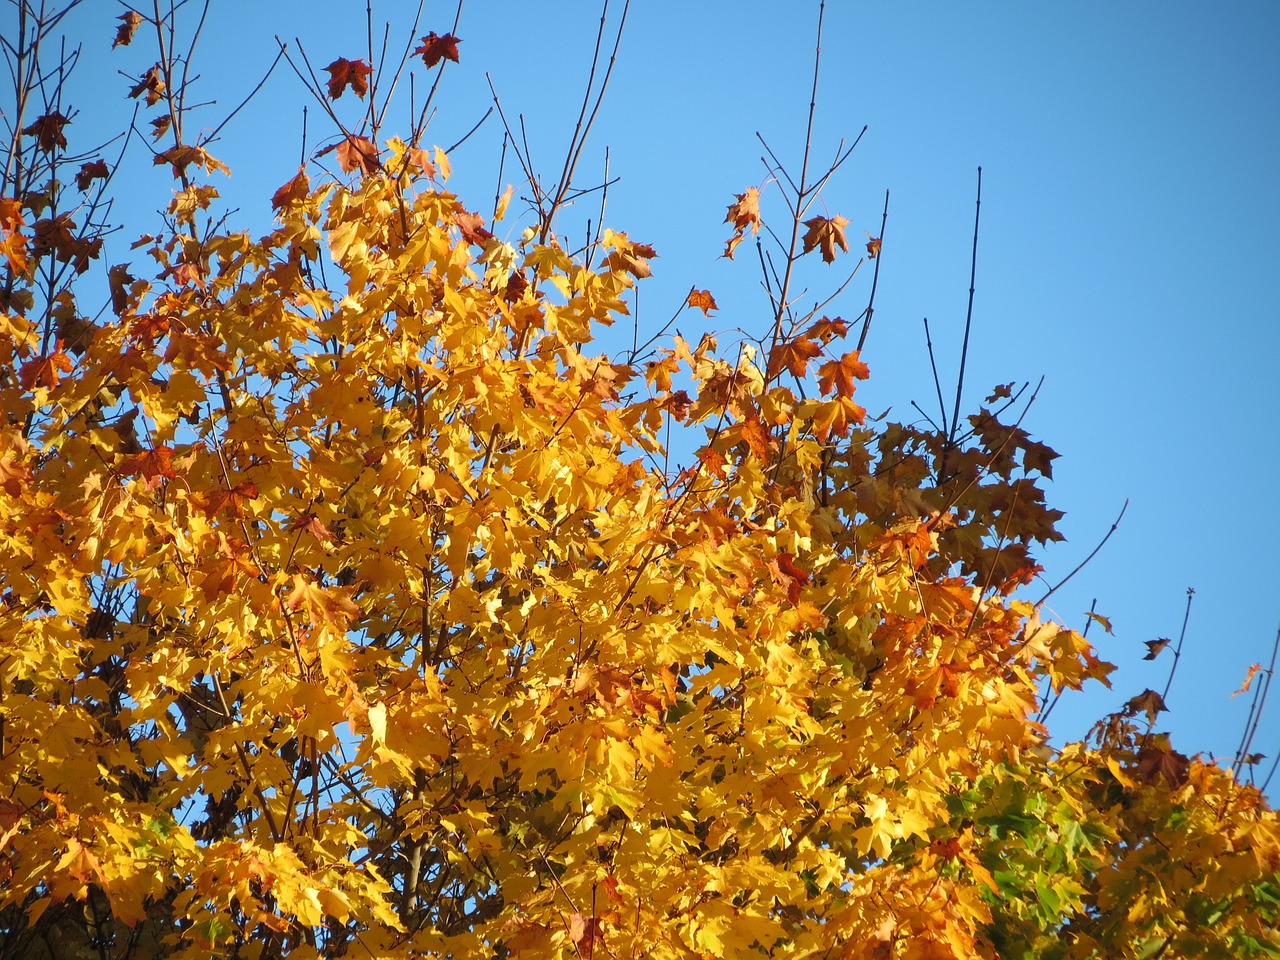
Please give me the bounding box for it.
[1,3,1277,958]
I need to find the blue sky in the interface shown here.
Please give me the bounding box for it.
[47,2,1280,775]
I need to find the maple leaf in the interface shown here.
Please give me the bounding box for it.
[865,233,882,258]
[18,344,74,390]
[1231,663,1263,699]
[605,239,657,279]
[1125,688,1168,723]
[415,31,462,68]
[288,513,337,544]
[687,288,718,316]
[22,112,70,153]
[569,914,604,953]
[324,58,373,99]
[1142,637,1171,661]
[808,316,849,343]
[454,209,493,246]
[802,214,851,263]
[817,350,870,398]
[286,574,359,627]
[811,396,866,441]
[769,551,810,605]
[722,186,762,259]
[197,481,260,519]
[736,415,772,463]
[322,136,381,176]
[118,444,177,490]
[271,168,312,213]
[113,10,144,48]
[766,335,822,380]
[75,160,110,191]
[1083,610,1114,635]
[129,63,167,106]
[153,145,231,179]
[1135,741,1191,788]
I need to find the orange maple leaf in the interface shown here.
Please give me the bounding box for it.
[723,187,762,259]
[807,316,849,343]
[415,32,461,68]
[128,63,166,106]
[817,350,870,398]
[286,574,360,627]
[321,136,381,176]
[1142,637,1172,661]
[1125,689,1168,723]
[454,209,493,246]
[119,444,176,490]
[865,233,882,258]
[113,10,144,48]
[18,344,74,391]
[811,396,866,441]
[802,214,850,263]
[289,513,338,543]
[605,240,657,279]
[271,168,311,212]
[687,289,718,316]
[769,552,810,605]
[324,58,373,100]
[197,481,259,519]
[766,335,822,381]
[736,415,772,464]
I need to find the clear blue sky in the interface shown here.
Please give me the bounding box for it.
[48,2,1280,775]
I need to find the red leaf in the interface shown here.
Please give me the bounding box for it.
[415,32,462,68]
[75,160,110,192]
[324,58,373,100]
[22,113,70,153]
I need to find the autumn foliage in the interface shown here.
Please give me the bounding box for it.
[1,4,1278,960]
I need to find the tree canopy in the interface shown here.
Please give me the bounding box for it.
[1,4,1278,959]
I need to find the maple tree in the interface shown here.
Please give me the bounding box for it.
[1,3,1278,960]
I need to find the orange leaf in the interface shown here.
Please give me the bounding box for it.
[723,187,762,259]
[802,214,850,263]
[1125,688,1168,723]
[766,335,822,381]
[18,345,74,391]
[807,316,849,343]
[811,396,866,441]
[289,513,338,544]
[415,32,462,68]
[454,209,493,246]
[324,58,372,100]
[119,445,177,490]
[197,481,259,519]
[817,350,870,398]
[1142,637,1171,661]
[687,289,718,316]
[271,168,311,211]
[325,136,381,176]
[865,233,882,258]
[113,10,144,48]
[128,64,166,106]
[1231,663,1263,699]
